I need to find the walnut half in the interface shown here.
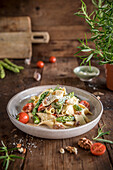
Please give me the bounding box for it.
[65,146,78,155]
[78,137,93,150]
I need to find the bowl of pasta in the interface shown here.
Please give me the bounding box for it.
[7,85,103,139]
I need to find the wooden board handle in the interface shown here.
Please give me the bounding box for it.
[31,32,50,43]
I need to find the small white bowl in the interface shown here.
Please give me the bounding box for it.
[73,66,100,81]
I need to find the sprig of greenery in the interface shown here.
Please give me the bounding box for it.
[0,141,24,170]
[93,125,113,144]
[74,0,113,65]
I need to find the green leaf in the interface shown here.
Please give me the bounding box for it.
[73,104,82,111]
[93,138,113,144]
[86,53,93,62]
[53,85,61,91]
[7,148,19,151]
[0,156,7,159]
[81,49,92,52]
[10,155,24,159]
[5,159,9,170]
[69,92,74,98]
[3,159,6,167]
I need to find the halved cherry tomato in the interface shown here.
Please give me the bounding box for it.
[80,100,90,110]
[38,103,45,112]
[23,103,34,113]
[17,112,29,124]
[36,61,44,68]
[49,56,56,63]
[90,143,106,156]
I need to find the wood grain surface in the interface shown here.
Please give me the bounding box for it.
[0,57,113,170]
[0,17,49,59]
[0,0,113,170]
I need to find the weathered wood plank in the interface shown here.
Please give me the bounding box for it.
[0,0,93,27]
[33,26,91,40]
[0,17,31,32]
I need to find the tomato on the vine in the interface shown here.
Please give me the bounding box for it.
[80,100,90,110]
[17,112,29,124]
[36,61,44,68]
[90,143,106,156]
[49,56,56,63]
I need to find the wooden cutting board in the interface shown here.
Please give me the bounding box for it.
[0,17,50,59]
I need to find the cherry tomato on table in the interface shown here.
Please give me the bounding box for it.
[90,143,106,156]
[80,100,90,110]
[17,112,29,124]
[49,56,56,63]
[23,103,34,113]
[36,61,44,68]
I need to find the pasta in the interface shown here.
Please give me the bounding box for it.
[21,86,92,129]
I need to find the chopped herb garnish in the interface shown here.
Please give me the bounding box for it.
[73,104,82,111]
[56,116,75,123]
[53,85,61,91]
[68,92,74,98]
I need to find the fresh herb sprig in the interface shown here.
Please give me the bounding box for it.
[0,141,24,170]
[74,0,113,65]
[93,125,113,144]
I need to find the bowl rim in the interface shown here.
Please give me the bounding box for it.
[7,85,103,132]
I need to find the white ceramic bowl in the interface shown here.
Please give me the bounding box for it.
[7,85,103,139]
[73,66,100,81]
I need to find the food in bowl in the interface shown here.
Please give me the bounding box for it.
[16,86,92,129]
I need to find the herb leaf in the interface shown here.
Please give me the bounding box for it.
[93,125,113,144]
[73,104,82,111]
[0,141,24,170]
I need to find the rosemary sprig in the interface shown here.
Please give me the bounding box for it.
[74,0,113,65]
[93,125,113,144]
[0,141,24,170]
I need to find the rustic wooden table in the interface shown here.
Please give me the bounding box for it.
[0,57,113,170]
[0,0,113,169]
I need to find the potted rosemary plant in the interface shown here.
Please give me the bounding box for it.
[75,0,113,90]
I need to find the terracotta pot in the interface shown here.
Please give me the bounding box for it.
[105,64,113,90]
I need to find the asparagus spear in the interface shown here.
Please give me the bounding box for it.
[32,91,49,115]
[0,61,20,73]
[4,58,24,70]
[56,116,75,123]
[33,115,40,124]
[0,64,5,79]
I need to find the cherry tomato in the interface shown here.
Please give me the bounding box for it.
[38,103,45,112]
[23,103,34,113]
[80,100,90,110]
[49,56,56,63]
[90,143,106,156]
[17,112,29,124]
[36,61,44,68]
